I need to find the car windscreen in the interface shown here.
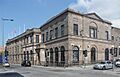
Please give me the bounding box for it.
[100,62,106,64]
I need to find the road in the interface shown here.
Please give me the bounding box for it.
[0,64,120,77]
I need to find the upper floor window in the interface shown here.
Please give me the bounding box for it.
[119,48,120,55]
[50,30,53,40]
[46,32,48,41]
[73,24,78,35]
[55,27,58,38]
[112,36,114,40]
[36,35,39,43]
[42,34,44,43]
[105,31,109,40]
[89,27,97,38]
[26,37,29,44]
[61,25,64,36]
[30,35,33,43]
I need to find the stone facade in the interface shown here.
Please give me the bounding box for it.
[40,8,112,66]
[111,27,120,59]
[6,28,42,65]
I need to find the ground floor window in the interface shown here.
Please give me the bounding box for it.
[73,46,79,63]
[105,48,109,60]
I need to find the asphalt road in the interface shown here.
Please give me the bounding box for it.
[0,64,120,77]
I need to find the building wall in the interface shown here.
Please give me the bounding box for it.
[6,28,41,65]
[40,9,112,66]
[111,27,120,59]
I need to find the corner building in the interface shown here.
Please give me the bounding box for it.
[39,8,112,66]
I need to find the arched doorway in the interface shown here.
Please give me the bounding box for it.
[61,46,65,65]
[105,48,109,60]
[50,48,53,64]
[73,46,79,63]
[55,47,59,65]
[91,47,96,63]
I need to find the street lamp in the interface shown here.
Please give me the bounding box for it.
[1,18,14,65]
[111,45,114,71]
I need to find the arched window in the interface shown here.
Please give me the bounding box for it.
[60,46,65,64]
[50,48,53,63]
[105,48,109,60]
[73,46,79,63]
[55,47,59,64]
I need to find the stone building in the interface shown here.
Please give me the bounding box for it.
[6,28,43,65]
[39,8,112,66]
[111,27,120,59]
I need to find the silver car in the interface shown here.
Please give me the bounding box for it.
[93,61,113,70]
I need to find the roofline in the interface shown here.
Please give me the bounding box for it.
[111,26,120,30]
[40,8,112,29]
[6,28,40,44]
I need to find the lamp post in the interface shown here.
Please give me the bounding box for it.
[111,45,114,71]
[1,18,14,66]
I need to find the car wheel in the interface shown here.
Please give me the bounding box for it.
[102,66,106,70]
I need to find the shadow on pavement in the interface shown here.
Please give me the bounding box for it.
[0,72,24,77]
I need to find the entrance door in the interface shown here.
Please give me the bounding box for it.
[91,47,96,63]
[105,48,109,60]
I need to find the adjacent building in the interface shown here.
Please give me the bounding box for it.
[111,27,120,59]
[6,28,42,65]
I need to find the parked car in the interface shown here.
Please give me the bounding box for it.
[93,61,113,70]
[21,60,31,67]
[115,58,120,67]
[3,62,10,67]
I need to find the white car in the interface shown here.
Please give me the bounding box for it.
[115,59,120,67]
[3,62,10,67]
[93,61,113,70]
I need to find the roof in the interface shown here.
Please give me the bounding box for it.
[6,28,40,44]
[40,8,112,29]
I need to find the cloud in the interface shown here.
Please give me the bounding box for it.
[69,0,120,28]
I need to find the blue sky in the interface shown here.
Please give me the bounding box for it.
[0,0,120,46]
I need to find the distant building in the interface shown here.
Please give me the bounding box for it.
[6,28,43,65]
[111,27,120,59]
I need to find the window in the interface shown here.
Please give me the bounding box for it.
[50,30,53,40]
[89,27,97,38]
[61,25,64,36]
[55,27,58,38]
[46,32,48,41]
[105,31,109,40]
[30,35,33,43]
[42,34,44,43]
[112,36,114,40]
[26,37,29,44]
[119,48,120,55]
[36,35,39,43]
[114,48,117,57]
[73,24,78,35]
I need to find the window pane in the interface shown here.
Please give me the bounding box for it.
[61,25,64,36]
[46,32,48,41]
[55,27,58,38]
[73,24,78,35]
[36,35,39,43]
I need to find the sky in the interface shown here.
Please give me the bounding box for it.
[0,0,120,46]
